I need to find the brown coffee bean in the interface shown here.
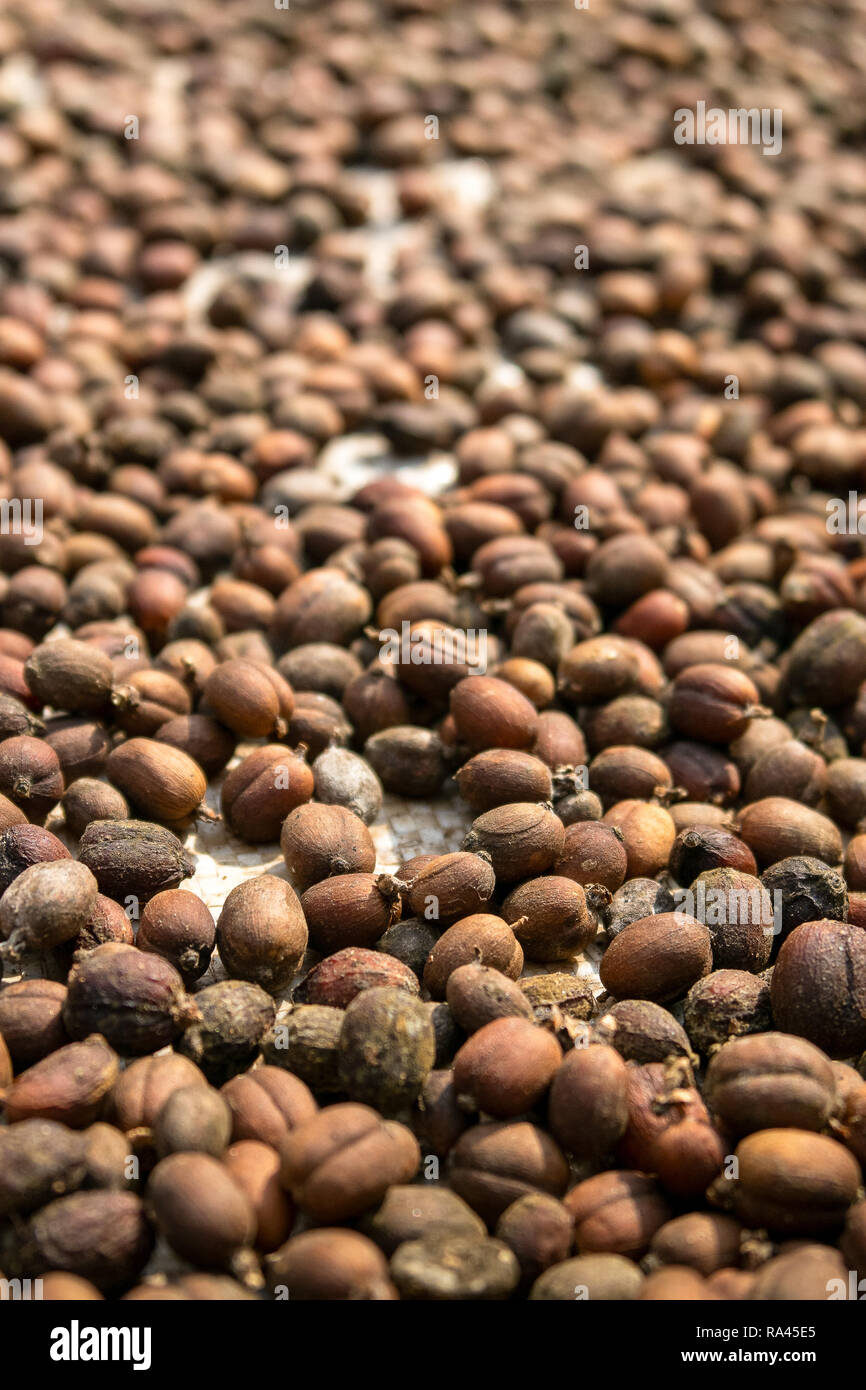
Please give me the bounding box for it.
[112,670,192,738]
[738,798,843,868]
[473,537,562,597]
[395,611,481,701]
[449,1119,569,1223]
[405,851,496,925]
[748,1243,848,1300]
[0,790,27,832]
[1,1035,118,1126]
[519,973,597,1026]
[24,638,113,714]
[615,589,689,651]
[566,1170,672,1258]
[221,1067,317,1148]
[261,1005,344,1093]
[690,867,774,972]
[719,1129,860,1234]
[453,1017,561,1118]
[744,739,827,806]
[148,1152,255,1269]
[502,875,598,962]
[74,892,136,955]
[669,802,732,832]
[0,860,98,963]
[594,999,694,1065]
[423,915,523,1000]
[137,889,216,983]
[511,602,576,671]
[493,1192,573,1290]
[216,872,307,993]
[301,871,402,953]
[280,1103,420,1221]
[0,1119,88,1216]
[845,834,866,890]
[603,800,676,878]
[785,609,866,708]
[281,803,375,892]
[360,1184,485,1255]
[286,690,351,758]
[605,878,675,938]
[0,1190,153,1293]
[669,664,762,744]
[0,978,68,1067]
[375,579,459,632]
[108,1054,207,1136]
[391,1231,520,1301]
[221,745,313,843]
[599,912,713,1003]
[648,1212,742,1277]
[210,577,276,632]
[278,643,362,700]
[368,497,451,573]
[530,1253,644,1301]
[450,675,539,752]
[0,734,64,821]
[203,658,291,738]
[64,943,199,1055]
[271,568,372,650]
[62,778,130,837]
[265,1228,395,1300]
[588,747,672,808]
[375,917,437,978]
[155,713,236,778]
[0,654,37,711]
[45,718,113,781]
[532,709,588,769]
[223,1140,293,1253]
[682,969,772,1055]
[413,1070,471,1159]
[822,757,866,831]
[346,661,417,731]
[617,1061,725,1198]
[127,569,190,642]
[153,1084,233,1158]
[155,640,217,695]
[559,636,658,705]
[455,748,553,811]
[771,919,866,1057]
[762,856,848,939]
[338,987,435,1114]
[296,947,419,1008]
[663,740,738,805]
[78,820,196,904]
[176,980,276,1085]
[705,1032,837,1137]
[669,826,757,882]
[555,820,628,891]
[548,1044,629,1160]
[463,802,563,883]
[106,738,206,821]
[364,725,448,797]
[0,822,71,891]
[361,538,422,600]
[445,962,534,1033]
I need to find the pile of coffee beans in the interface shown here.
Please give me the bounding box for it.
[1,0,866,1302]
